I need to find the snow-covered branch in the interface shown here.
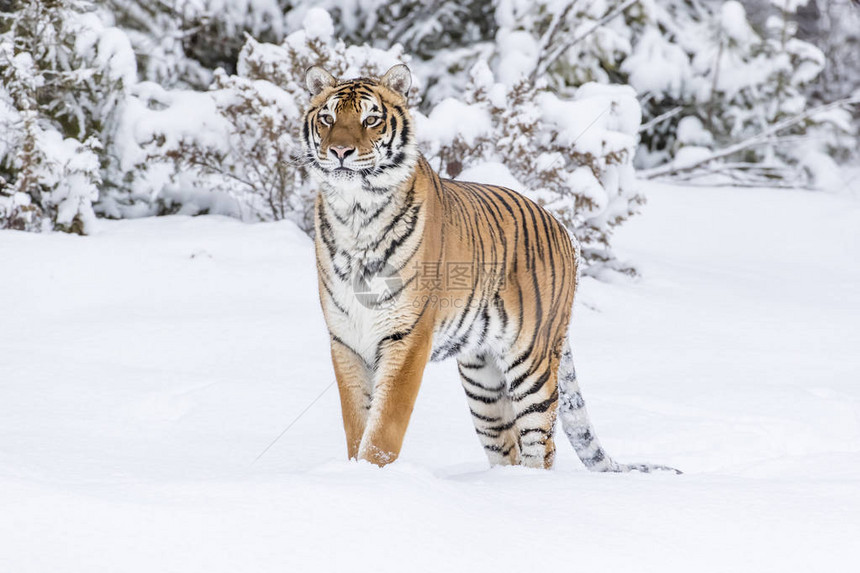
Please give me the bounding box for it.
[639,106,683,133]
[531,0,640,81]
[640,96,860,180]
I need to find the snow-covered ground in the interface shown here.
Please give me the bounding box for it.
[1,181,858,572]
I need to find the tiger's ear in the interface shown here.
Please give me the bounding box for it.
[380,64,411,96]
[306,66,336,96]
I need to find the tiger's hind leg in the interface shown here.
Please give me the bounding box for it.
[457,352,520,466]
[505,350,560,469]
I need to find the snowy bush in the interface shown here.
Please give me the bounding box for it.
[0,0,133,233]
[420,62,643,274]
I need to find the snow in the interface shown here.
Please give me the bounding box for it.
[457,161,524,191]
[672,144,713,169]
[768,0,812,12]
[797,149,843,191]
[130,84,232,154]
[537,84,640,158]
[720,2,758,47]
[2,180,859,571]
[301,7,334,41]
[75,14,138,86]
[785,39,826,86]
[0,97,19,163]
[621,28,690,99]
[565,165,606,208]
[494,28,539,85]
[676,115,714,147]
[417,98,493,147]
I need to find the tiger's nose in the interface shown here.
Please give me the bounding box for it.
[329,146,355,160]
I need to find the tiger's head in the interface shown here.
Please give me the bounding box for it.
[301,64,417,187]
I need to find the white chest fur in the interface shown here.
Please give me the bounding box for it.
[316,176,419,367]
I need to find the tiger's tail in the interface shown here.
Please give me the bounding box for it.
[557,339,681,474]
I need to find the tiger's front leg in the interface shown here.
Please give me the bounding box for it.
[358,327,433,466]
[330,338,373,459]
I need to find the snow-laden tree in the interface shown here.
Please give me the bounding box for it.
[637,0,857,187]
[797,0,860,105]
[0,0,134,232]
[102,0,292,89]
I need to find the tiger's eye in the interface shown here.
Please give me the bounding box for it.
[364,116,381,128]
[319,114,333,126]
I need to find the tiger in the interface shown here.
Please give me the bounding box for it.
[301,63,678,473]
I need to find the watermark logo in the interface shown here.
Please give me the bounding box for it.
[353,261,403,310]
[351,260,506,309]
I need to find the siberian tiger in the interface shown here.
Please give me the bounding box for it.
[301,64,678,473]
